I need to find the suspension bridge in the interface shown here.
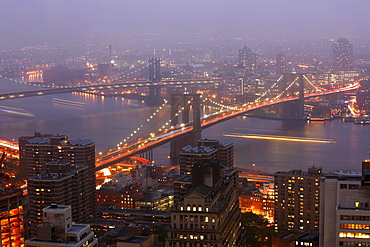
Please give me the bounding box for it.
[0,58,221,104]
[93,81,359,170]
[0,60,360,170]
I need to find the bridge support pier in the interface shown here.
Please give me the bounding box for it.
[169,94,202,165]
[147,58,162,105]
[139,150,153,162]
[281,73,305,119]
[147,85,162,106]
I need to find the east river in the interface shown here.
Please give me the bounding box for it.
[0,80,369,174]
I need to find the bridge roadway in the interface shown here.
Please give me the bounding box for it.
[95,83,360,171]
[0,79,222,100]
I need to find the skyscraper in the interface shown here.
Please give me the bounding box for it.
[166,160,246,247]
[320,160,370,247]
[276,54,286,76]
[28,162,92,237]
[0,188,25,247]
[238,45,258,76]
[333,38,354,71]
[179,138,234,175]
[274,167,321,233]
[19,132,95,178]
[19,132,96,222]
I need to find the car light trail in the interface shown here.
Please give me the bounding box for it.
[223,133,336,143]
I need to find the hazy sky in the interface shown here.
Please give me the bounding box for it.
[1,0,369,47]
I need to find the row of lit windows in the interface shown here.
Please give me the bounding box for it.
[340,215,370,221]
[168,243,218,247]
[295,241,313,246]
[339,232,370,239]
[178,234,210,240]
[176,215,215,223]
[340,224,370,230]
[180,205,209,212]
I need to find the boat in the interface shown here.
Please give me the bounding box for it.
[343,117,357,122]
[309,116,333,121]
[0,105,35,118]
[52,98,85,107]
[354,119,370,125]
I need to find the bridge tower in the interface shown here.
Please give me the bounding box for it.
[169,94,202,165]
[148,58,162,105]
[279,73,305,119]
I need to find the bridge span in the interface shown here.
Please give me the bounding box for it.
[95,82,359,171]
[0,78,222,100]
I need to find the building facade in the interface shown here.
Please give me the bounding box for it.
[320,160,370,247]
[28,162,92,236]
[239,182,275,223]
[276,54,286,76]
[238,45,258,76]
[274,167,321,233]
[0,188,25,247]
[166,160,246,247]
[19,132,96,221]
[179,139,233,175]
[97,183,142,209]
[333,38,354,71]
[19,132,95,178]
[25,204,98,247]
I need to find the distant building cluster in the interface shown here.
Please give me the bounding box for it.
[2,35,370,247]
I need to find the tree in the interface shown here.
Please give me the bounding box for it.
[241,212,276,247]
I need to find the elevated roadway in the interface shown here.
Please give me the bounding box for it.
[95,83,359,171]
[0,79,222,100]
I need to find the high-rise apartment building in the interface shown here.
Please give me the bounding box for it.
[19,132,96,223]
[166,160,246,247]
[333,38,354,71]
[179,138,233,175]
[28,162,92,236]
[320,160,370,247]
[0,188,25,247]
[239,45,258,76]
[276,54,286,76]
[19,132,95,178]
[274,167,321,233]
[25,204,98,247]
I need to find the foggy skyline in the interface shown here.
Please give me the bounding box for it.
[1,0,370,47]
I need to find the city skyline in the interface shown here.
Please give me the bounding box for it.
[1,2,370,246]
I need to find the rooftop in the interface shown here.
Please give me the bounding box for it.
[181,145,216,154]
[26,136,93,147]
[44,204,70,212]
[187,184,212,197]
[66,224,90,235]
[220,140,233,147]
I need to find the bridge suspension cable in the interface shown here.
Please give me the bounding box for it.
[252,75,284,103]
[112,95,196,151]
[116,102,167,146]
[274,77,299,100]
[110,60,152,83]
[303,75,323,92]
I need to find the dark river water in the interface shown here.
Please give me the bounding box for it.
[0,80,369,173]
